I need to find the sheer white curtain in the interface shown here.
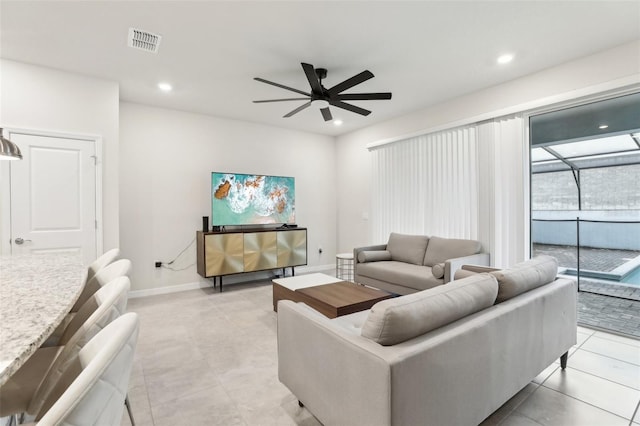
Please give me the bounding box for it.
[477,115,527,267]
[369,115,527,267]
[369,126,479,244]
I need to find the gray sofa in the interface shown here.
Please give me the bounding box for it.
[277,256,577,426]
[354,232,490,295]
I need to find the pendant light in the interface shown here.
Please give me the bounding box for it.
[0,128,22,160]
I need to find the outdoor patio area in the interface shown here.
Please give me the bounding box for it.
[534,244,640,338]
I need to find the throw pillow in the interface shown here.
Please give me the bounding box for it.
[361,273,498,345]
[423,236,482,266]
[490,255,558,303]
[431,262,446,279]
[386,233,430,265]
[357,250,392,263]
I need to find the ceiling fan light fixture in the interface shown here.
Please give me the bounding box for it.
[313,99,330,109]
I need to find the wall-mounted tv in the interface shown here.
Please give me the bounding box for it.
[211,172,295,226]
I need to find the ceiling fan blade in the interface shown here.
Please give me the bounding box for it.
[327,70,374,95]
[254,77,310,97]
[301,63,323,94]
[335,92,392,101]
[320,107,332,122]
[284,101,312,118]
[253,98,309,103]
[329,100,371,116]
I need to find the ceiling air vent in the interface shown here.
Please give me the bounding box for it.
[127,28,161,53]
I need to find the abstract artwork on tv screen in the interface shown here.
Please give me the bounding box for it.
[211,172,295,226]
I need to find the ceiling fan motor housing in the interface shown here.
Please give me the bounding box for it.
[315,68,327,81]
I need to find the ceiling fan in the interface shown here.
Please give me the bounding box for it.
[253,63,392,122]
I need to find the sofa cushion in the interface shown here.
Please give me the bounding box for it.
[357,250,392,263]
[356,261,441,291]
[386,233,430,265]
[361,274,499,345]
[490,255,558,303]
[332,310,369,335]
[431,262,445,279]
[423,236,482,266]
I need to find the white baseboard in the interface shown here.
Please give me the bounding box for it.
[128,263,335,299]
[299,263,335,273]
[128,280,210,299]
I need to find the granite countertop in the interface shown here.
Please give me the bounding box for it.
[0,253,86,385]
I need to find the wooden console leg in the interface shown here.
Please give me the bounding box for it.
[560,351,568,369]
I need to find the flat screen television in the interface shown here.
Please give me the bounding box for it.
[211,172,295,226]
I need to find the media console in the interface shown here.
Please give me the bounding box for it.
[196,227,307,292]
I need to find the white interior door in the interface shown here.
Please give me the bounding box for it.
[8,132,97,264]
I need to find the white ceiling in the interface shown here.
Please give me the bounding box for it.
[1,1,639,137]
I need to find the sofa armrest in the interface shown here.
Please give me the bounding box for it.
[444,253,490,282]
[353,244,387,263]
[462,264,500,273]
[454,264,501,280]
[277,300,392,426]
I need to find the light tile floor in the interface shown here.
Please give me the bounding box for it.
[123,274,640,426]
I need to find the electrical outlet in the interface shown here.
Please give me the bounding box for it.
[155,261,162,268]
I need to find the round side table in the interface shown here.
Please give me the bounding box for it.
[336,252,354,282]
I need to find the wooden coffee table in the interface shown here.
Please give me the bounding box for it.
[272,273,392,318]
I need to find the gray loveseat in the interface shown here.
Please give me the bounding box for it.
[354,232,490,295]
[277,255,577,426]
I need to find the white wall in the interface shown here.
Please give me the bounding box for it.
[335,41,640,258]
[119,103,336,292]
[0,59,120,251]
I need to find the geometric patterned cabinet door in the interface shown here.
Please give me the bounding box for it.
[244,231,277,272]
[277,229,307,268]
[203,233,244,276]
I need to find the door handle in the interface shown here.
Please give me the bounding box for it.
[14,238,32,245]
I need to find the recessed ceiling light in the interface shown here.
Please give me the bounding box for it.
[333,119,343,126]
[598,124,609,129]
[158,82,172,92]
[497,54,514,65]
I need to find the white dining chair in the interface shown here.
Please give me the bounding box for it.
[86,248,120,283]
[0,277,130,420]
[34,313,139,425]
[70,258,132,313]
[42,257,131,348]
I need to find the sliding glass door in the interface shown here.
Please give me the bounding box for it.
[529,93,640,301]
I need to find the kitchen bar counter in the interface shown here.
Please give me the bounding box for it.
[0,253,85,385]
